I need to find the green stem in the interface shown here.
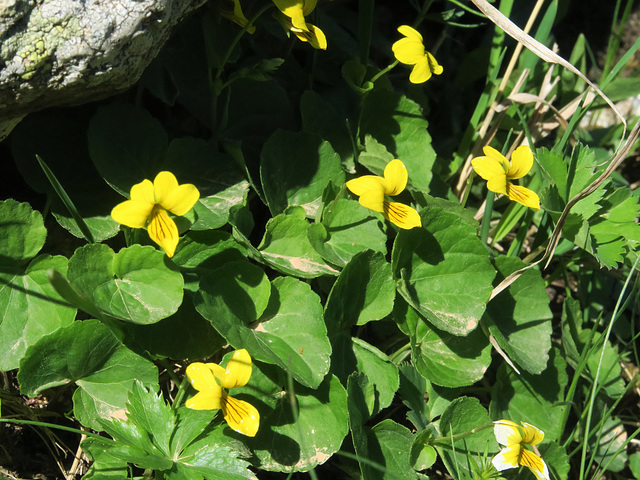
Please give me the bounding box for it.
[172,373,190,409]
[388,342,411,365]
[428,422,494,445]
[480,192,495,246]
[369,61,399,84]
[0,418,106,441]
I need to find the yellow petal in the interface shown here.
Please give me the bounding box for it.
[147,207,179,257]
[382,159,408,196]
[130,179,156,204]
[185,390,222,410]
[346,175,385,196]
[293,23,327,49]
[220,0,256,33]
[358,188,385,213]
[482,145,509,165]
[222,393,260,437]
[111,200,154,228]
[494,420,523,446]
[153,171,179,205]
[383,201,422,229]
[302,0,317,16]
[218,349,252,389]
[186,363,223,394]
[397,25,423,42]
[472,157,508,195]
[506,184,541,210]
[392,37,425,65]
[426,51,443,76]
[409,57,434,84]
[160,184,200,216]
[520,448,550,480]
[520,422,545,445]
[272,0,307,31]
[492,444,521,471]
[508,145,534,179]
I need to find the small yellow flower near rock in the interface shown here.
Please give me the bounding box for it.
[492,420,550,480]
[471,145,541,210]
[220,0,256,33]
[111,171,200,258]
[392,25,443,84]
[272,0,327,49]
[346,159,422,230]
[186,349,260,437]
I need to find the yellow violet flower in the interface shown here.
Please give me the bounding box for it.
[471,145,541,210]
[272,0,327,50]
[392,25,443,84]
[186,349,260,437]
[220,0,256,33]
[492,420,550,480]
[111,171,200,258]
[346,159,422,230]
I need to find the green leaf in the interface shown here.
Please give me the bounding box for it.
[247,370,349,473]
[357,135,395,175]
[0,199,46,268]
[66,244,184,324]
[308,197,387,268]
[258,207,339,278]
[348,373,376,478]
[629,451,640,478]
[18,319,158,430]
[490,348,568,441]
[81,438,128,479]
[359,90,436,193]
[484,256,553,374]
[588,415,627,472]
[538,442,570,480]
[0,255,76,370]
[324,250,395,330]
[435,397,495,479]
[393,201,494,335]
[301,90,355,170]
[195,267,331,388]
[357,419,418,480]
[351,338,399,416]
[53,212,119,243]
[88,104,168,196]
[410,314,491,388]
[398,364,429,431]
[261,130,345,217]
[125,381,175,455]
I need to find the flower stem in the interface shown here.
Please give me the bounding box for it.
[428,422,494,445]
[370,61,399,84]
[480,192,494,246]
[172,373,190,409]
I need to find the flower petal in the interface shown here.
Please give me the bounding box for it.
[426,51,443,76]
[382,159,408,195]
[506,184,541,210]
[153,171,179,205]
[409,57,434,84]
[494,420,523,446]
[397,25,423,42]
[358,188,385,213]
[520,448,550,480]
[185,391,223,410]
[392,37,425,65]
[520,422,545,445]
[111,200,153,228]
[508,145,534,179]
[472,157,508,195]
[161,184,200,216]
[222,393,260,437]
[492,444,521,471]
[383,201,422,229]
[147,207,179,257]
[302,0,317,16]
[272,0,307,31]
[186,363,222,394]
[346,175,385,196]
[220,0,256,33]
[130,179,156,204]
[293,23,327,50]
[219,349,252,389]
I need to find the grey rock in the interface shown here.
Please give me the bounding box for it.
[0,0,206,139]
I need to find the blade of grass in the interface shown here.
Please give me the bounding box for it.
[35,154,94,244]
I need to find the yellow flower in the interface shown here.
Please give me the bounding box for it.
[186,349,260,437]
[346,159,422,230]
[471,145,540,210]
[220,0,256,33]
[392,25,443,84]
[492,420,550,480]
[272,0,327,50]
[111,171,200,258]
